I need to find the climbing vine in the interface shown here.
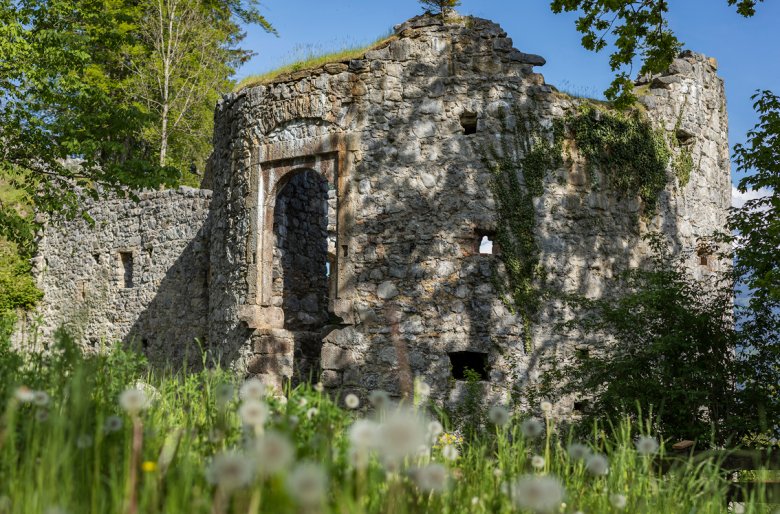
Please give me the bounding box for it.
[564,103,670,211]
[482,111,562,326]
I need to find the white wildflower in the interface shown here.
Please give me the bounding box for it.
[344,393,360,409]
[567,443,590,460]
[585,453,609,476]
[635,435,659,455]
[313,382,324,393]
[239,400,269,428]
[416,380,431,399]
[540,400,553,414]
[286,462,327,507]
[368,389,391,409]
[104,416,123,433]
[531,455,545,470]
[442,444,459,461]
[520,417,545,438]
[512,475,565,513]
[298,397,308,407]
[610,493,627,510]
[33,391,50,407]
[471,496,480,506]
[488,404,510,426]
[306,407,318,420]
[254,431,294,476]
[427,420,444,442]
[239,378,265,401]
[133,381,160,404]
[14,386,35,403]
[206,451,254,492]
[349,419,380,450]
[119,388,149,416]
[76,434,93,449]
[376,408,429,464]
[414,463,448,492]
[493,468,503,478]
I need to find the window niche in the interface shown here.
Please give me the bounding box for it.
[460,111,478,135]
[118,251,134,288]
[448,351,490,381]
[475,230,497,255]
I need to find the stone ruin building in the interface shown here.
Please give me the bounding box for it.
[28,14,731,407]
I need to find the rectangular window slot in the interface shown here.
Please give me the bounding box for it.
[341,245,348,257]
[119,252,133,288]
[575,348,590,360]
[460,111,478,135]
[448,351,489,381]
[479,235,494,255]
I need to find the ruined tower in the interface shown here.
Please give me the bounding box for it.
[31,14,731,406]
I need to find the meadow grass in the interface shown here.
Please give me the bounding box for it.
[234,35,396,92]
[0,332,776,513]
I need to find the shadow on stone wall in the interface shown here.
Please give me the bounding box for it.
[123,212,214,372]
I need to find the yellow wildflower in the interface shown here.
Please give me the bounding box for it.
[142,461,157,472]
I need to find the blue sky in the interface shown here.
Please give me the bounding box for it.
[238,1,780,195]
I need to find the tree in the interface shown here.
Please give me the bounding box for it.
[550,0,764,107]
[127,0,274,175]
[539,236,742,443]
[419,0,460,17]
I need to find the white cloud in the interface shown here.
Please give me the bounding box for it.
[731,186,773,209]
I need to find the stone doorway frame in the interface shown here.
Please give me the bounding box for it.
[239,133,356,329]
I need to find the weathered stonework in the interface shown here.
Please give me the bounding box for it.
[31,14,730,407]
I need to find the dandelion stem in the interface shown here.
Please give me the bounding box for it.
[126,416,143,514]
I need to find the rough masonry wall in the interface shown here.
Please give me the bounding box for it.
[208,14,730,407]
[30,187,212,366]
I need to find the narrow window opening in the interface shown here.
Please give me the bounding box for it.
[460,111,478,135]
[575,348,590,360]
[119,252,133,288]
[573,401,587,413]
[697,245,711,267]
[325,260,331,278]
[92,253,100,264]
[448,351,489,380]
[141,338,149,351]
[700,254,708,266]
[341,245,348,257]
[479,235,494,255]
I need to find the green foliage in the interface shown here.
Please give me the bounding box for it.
[550,0,762,107]
[538,234,765,444]
[418,0,460,16]
[0,331,775,511]
[454,368,487,439]
[0,241,42,340]
[565,103,670,211]
[483,113,563,321]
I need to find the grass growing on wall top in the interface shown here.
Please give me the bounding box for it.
[235,35,397,91]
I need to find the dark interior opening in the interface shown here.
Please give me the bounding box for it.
[448,351,489,380]
[573,400,587,413]
[575,348,590,360]
[272,169,330,331]
[460,111,478,135]
[119,252,133,288]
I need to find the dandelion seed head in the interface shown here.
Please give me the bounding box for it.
[540,400,553,414]
[610,494,627,510]
[344,393,360,409]
[33,391,50,407]
[368,389,391,409]
[414,463,448,492]
[512,475,565,513]
[14,386,35,403]
[76,434,93,449]
[427,420,444,441]
[488,404,510,426]
[349,419,379,450]
[286,462,327,506]
[493,468,503,478]
[471,496,480,506]
[239,378,265,401]
[313,382,324,393]
[298,397,308,407]
[520,417,545,439]
[35,409,49,422]
[206,451,254,492]
[348,446,370,469]
[306,407,318,420]
[239,400,269,427]
[635,436,659,455]
[119,388,149,416]
[442,444,459,461]
[567,443,590,460]
[585,453,609,476]
[531,455,545,470]
[416,380,431,398]
[377,408,429,463]
[254,431,294,476]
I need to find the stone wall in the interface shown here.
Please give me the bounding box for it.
[29,187,212,367]
[208,14,730,404]
[31,13,731,409]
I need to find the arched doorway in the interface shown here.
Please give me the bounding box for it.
[271,169,331,331]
